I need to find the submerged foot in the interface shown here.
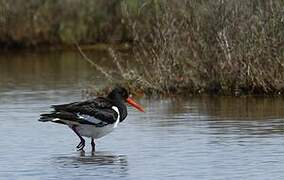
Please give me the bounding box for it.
[91,138,96,152]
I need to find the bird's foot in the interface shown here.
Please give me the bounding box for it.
[76,139,85,151]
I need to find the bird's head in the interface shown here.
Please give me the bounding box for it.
[108,87,145,112]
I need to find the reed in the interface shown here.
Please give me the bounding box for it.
[1,0,283,96]
[0,0,139,47]
[105,0,284,96]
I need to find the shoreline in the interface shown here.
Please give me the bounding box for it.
[0,43,131,53]
[0,44,283,98]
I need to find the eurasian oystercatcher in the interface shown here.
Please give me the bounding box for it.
[39,87,144,151]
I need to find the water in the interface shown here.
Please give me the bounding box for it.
[0,51,283,180]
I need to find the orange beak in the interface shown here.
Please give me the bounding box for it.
[126,97,145,112]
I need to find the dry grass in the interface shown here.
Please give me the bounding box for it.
[14,0,281,97]
[0,0,134,47]
[97,0,284,97]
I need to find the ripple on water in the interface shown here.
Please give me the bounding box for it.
[0,53,284,179]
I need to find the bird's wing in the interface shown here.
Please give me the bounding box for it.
[39,111,98,125]
[45,97,118,124]
[52,97,112,111]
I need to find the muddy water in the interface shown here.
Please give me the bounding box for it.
[0,51,283,180]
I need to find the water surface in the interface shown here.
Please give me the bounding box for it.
[0,52,283,180]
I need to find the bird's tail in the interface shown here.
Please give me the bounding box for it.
[38,111,95,125]
[39,112,59,122]
[38,111,77,124]
[39,111,79,120]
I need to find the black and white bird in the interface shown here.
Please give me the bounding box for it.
[39,87,145,151]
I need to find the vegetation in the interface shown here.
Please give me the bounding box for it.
[0,0,135,47]
[0,0,283,96]
[98,0,284,96]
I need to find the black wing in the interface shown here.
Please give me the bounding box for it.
[52,97,112,112]
[40,97,118,125]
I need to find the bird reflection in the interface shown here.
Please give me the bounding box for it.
[76,151,128,166]
[52,151,128,178]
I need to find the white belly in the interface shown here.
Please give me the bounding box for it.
[77,123,116,139]
[75,106,120,139]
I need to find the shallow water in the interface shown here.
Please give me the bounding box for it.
[0,52,284,180]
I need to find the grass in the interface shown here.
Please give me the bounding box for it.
[1,0,283,97]
[85,0,284,97]
[0,0,141,47]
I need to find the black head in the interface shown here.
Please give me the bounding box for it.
[107,87,129,101]
[108,86,145,114]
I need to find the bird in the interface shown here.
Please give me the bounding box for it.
[39,87,145,152]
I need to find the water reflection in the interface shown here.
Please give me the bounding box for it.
[0,51,107,91]
[51,151,128,178]
[0,51,284,180]
[143,96,284,119]
[189,96,284,137]
[192,96,284,120]
[139,97,284,138]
